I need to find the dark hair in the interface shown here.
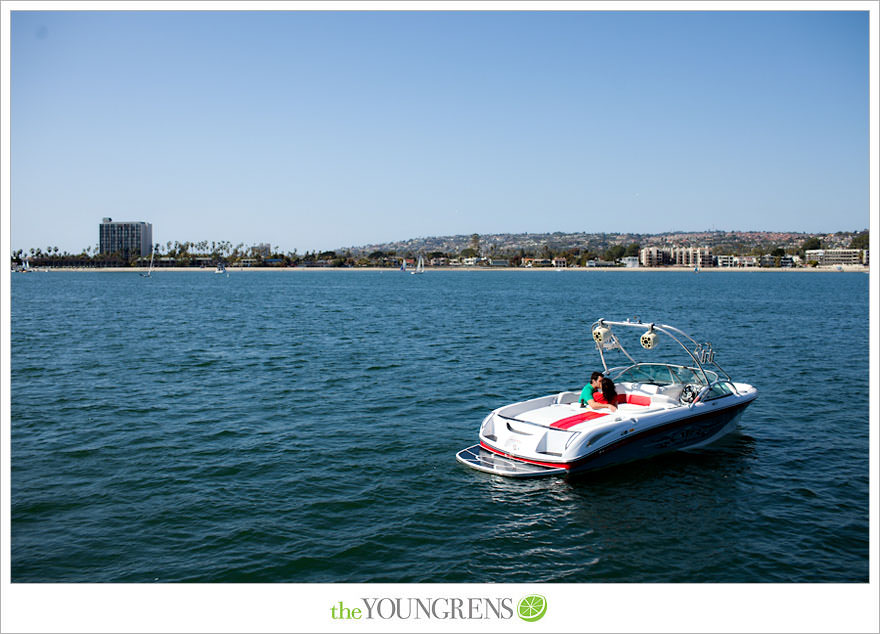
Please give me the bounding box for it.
[601,377,617,404]
[590,371,604,383]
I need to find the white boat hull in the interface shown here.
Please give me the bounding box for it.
[458,384,757,478]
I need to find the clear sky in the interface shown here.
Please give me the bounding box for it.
[8,8,872,255]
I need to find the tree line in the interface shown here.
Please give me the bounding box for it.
[10,231,869,268]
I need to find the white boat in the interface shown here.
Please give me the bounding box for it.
[400,258,407,272]
[411,255,425,275]
[456,319,758,478]
[215,262,227,275]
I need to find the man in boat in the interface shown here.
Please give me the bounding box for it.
[579,372,604,407]
[588,377,619,413]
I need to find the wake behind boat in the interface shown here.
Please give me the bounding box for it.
[456,319,757,478]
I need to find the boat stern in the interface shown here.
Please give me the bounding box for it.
[455,444,567,478]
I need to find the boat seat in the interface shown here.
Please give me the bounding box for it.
[549,392,653,430]
[616,393,651,406]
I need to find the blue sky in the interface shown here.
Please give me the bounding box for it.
[9,9,871,254]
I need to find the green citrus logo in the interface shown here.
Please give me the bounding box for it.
[517,595,547,622]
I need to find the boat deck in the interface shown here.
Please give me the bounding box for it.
[512,395,680,431]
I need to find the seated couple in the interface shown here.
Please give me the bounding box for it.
[579,372,618,412]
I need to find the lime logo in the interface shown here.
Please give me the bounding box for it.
[517,595,547,622]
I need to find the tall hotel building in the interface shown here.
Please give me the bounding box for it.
[99,218,153,258]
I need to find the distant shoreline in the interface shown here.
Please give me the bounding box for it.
[30,265,870,274]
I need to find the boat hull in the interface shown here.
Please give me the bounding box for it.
[467,398,753,478]
[562,399,750,474]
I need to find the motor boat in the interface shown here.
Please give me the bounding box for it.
[456,319,758,478]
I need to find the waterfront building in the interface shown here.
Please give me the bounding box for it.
[805,249,867,266]
[716,254,735,267]
[623,256,640,268]
[639,247,672,267]
[99,218,153,258]
[639,246,712,267]
[521,258,552,267]
[673,247,714,268]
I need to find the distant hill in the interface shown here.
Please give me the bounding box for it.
[340,229,865,256]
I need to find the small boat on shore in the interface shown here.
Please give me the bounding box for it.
[456,318,758,478]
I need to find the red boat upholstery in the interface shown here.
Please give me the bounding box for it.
[550,411,608,430]
[550,393,652,430]
[616,393,651,406]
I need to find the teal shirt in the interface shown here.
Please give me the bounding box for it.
[580,384,597,403]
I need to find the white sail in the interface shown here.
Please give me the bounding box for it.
[141,245,155,277]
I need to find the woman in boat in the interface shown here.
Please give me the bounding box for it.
[579,372,604,407]
[588,377,618,412]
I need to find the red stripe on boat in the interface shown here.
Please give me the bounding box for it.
[550,411,608,430]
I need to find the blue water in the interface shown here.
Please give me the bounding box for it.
[10,270,869,582]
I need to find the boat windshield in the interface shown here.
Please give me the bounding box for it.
[611,363,719,386]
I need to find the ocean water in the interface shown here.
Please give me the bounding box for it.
[10,270,870,582]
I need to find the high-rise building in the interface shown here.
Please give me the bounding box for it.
[99,218,153,258]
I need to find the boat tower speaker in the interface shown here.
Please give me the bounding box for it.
[592,324,611,345]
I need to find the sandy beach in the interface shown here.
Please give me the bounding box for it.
[36,265,870,274]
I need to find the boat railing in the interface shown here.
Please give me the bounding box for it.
[494,413,578,436]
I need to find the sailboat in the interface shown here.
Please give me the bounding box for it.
[15,258,33,273]
[400,258,407,272]
[410,255,425,275]
[140,247,155,278]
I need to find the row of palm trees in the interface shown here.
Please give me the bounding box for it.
[11,241,292,264]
